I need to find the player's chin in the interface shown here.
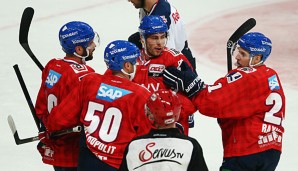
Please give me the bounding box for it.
[154,49,163,56]
[85,55,93,61]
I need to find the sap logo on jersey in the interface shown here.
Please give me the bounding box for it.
[268,74,280,90]
[96,83,132,102]
[45,70,61,88]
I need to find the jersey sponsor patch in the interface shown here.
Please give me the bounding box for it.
[45,69,61,88]
[226,72,242,83]
[148,64,165,77]
[96,83,132,102]
[268,74,280,90]
[70,63,88,73]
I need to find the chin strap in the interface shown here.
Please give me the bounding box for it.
[73,47,91,64]
[249,57,263,67]
[121,65,136,81]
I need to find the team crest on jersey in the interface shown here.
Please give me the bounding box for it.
[45,70,61,88]
[96,83,132,102]
[70,63,88,73]
[226,72,242,83]
[268,74,280,90]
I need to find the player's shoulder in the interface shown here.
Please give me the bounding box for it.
[122,79,151,99]
[236,65,273,76]
[153,0,171,14]
[163,48,183,57]
[236,67,257,74]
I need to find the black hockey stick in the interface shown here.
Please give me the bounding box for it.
[13,64,41,132]
[19,7,44,71]
[8,115,82,145]
[227,18,256,72]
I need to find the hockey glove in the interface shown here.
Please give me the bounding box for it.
[38,130,51,145]
[163,61,204,98]
[38,120,52,145]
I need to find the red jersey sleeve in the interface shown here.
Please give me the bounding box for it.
[46,84,83,132]
[192,66,284,119]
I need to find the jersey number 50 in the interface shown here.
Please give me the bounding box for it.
[84,101,122,142]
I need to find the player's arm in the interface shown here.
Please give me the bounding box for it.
[192,70,257,119]
[46,85,83,132]
[35,62,52,121]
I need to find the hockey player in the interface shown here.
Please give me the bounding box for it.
[119,89,208,171]
[133,15,197,135]
[46,40,152,171]
[128,0,196,70]
[128,0,197,128]
[35,21,99,171]
[163,32,285,170]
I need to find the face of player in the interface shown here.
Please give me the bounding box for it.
[128,0,143,8]
[234,46,262,67]
[144,32,167,58]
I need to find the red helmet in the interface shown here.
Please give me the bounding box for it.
[146,89,182,127]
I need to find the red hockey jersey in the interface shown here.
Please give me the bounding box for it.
[35,58,95,167]
[46,73,152,169]
[193,65,285,157]
[133,48,197,135]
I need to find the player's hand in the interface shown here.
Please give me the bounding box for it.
[163,61,204,98]
[38,130,51,145]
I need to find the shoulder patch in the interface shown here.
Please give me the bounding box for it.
[165,48,181,57]
[237,67,256,73]
[96,83,132,102]
[45,69,61,88]
[226,72,242,83]
[70,63,88,73]
[268,74,280,90]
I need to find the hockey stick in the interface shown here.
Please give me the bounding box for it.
[8,115,82,145]
[227,18,256,72]
[19,7,44,71]
[13,64,41,132]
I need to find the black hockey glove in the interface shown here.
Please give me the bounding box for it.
[128,32,142,50]
[163,61,204,98]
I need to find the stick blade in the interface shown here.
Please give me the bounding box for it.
[7,115,21,145]
[19,7,34,45]
[7,115,17,134]
[227,18,256,47]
